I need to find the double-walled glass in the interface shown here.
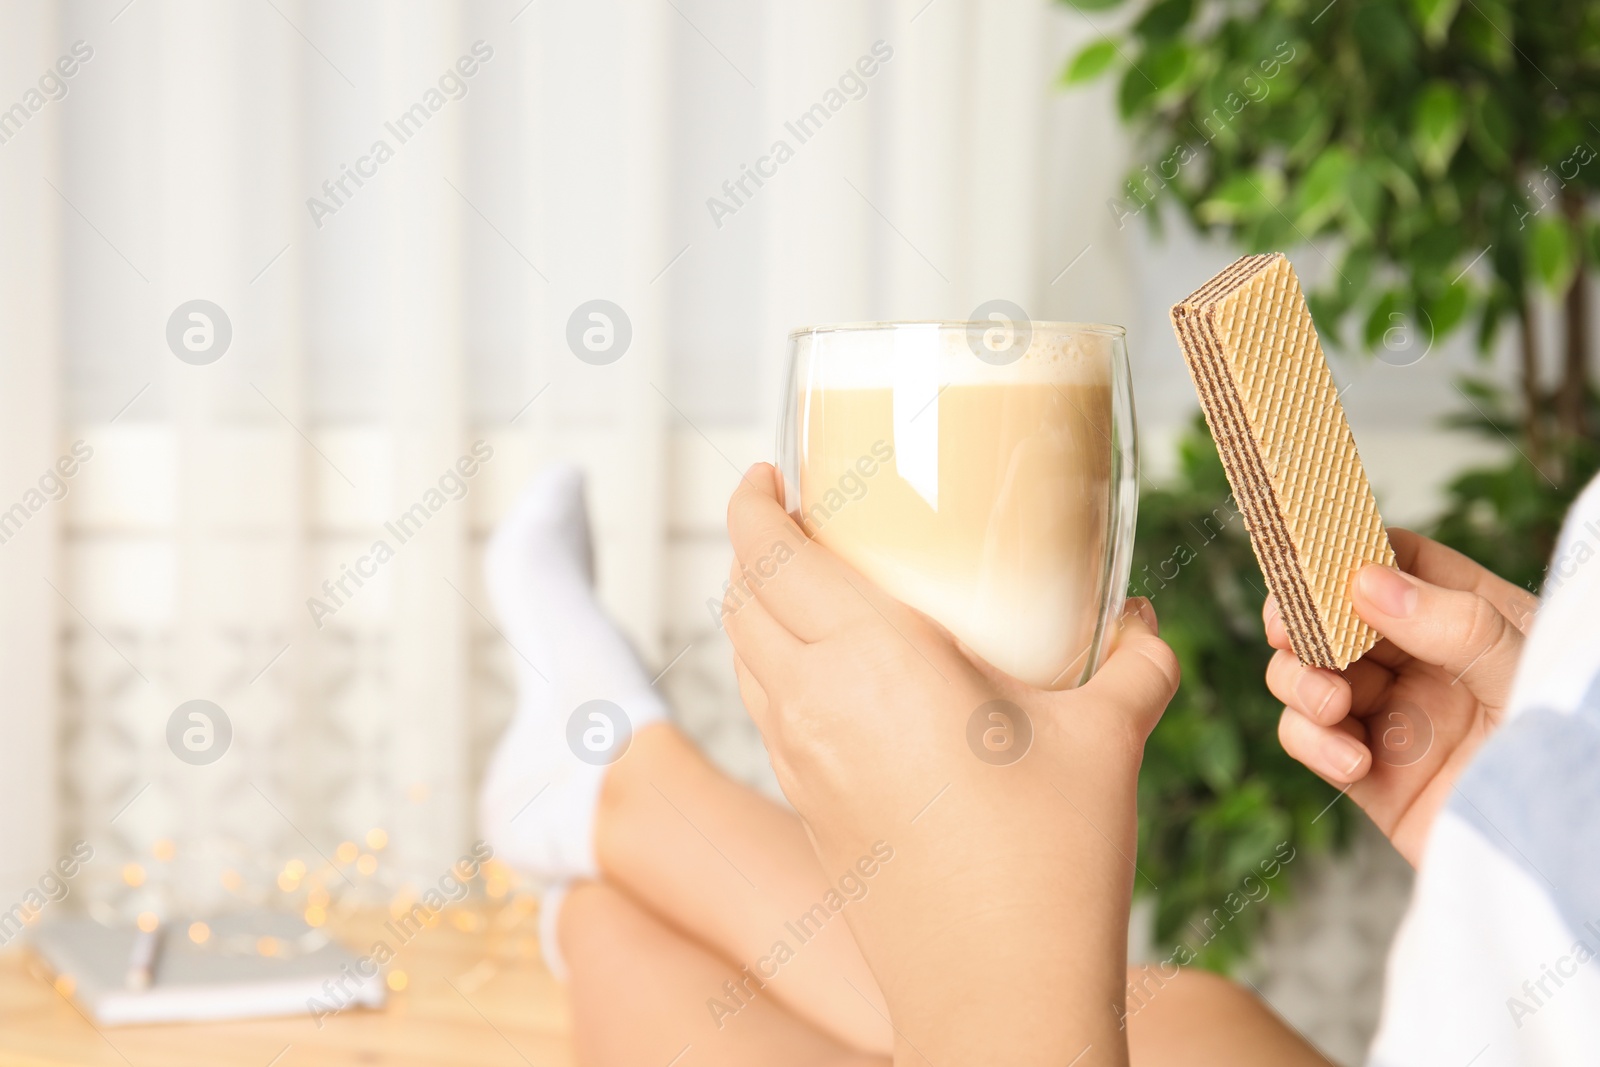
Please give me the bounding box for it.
[777,320,1138,690]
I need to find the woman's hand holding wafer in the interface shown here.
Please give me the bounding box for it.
[1264,528,1538,866]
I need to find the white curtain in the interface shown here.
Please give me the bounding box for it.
[0,0,1131,907]
[0,1,63,908]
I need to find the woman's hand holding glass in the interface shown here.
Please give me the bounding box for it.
[722,463,1179,1067]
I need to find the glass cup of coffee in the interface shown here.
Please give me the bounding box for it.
[776,319,1137,690]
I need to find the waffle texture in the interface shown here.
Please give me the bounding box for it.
[1170,253,1394,669]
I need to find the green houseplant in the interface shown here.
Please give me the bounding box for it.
[1063,0,1599,967]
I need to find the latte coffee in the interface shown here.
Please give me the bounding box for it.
[784,323,1129,690]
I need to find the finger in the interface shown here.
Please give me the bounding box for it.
[1265,650,1350,727]
[721,555,805,690]
[1265,652,1399,727]
[1278,705,1371,785]
[726,463,873,641]
[1359,635,1414,674]
[1389,528,1540,633]
[1077,600,1180,736]
[1262,596,1292,651]
[1352,563,1525,706]
[1339,656,1398,717]
[1127,594,1158,634]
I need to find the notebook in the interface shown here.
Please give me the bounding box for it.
[29,910,386,1026]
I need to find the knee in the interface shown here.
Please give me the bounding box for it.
[598,721,694,813]
[593,721,704,856]
[1159,966,1252,1004]
[1124,961,1256,1015]
[557,881,647,980]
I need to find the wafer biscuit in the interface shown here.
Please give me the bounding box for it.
[1170,253,1394,669]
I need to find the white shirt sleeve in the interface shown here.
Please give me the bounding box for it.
[1368,474,1600,1067]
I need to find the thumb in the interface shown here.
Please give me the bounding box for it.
[1075,598,1181,736]
[1352,563,1524,706]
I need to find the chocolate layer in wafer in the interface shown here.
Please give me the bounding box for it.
[1170,253,1394,669]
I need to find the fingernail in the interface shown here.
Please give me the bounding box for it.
[1319,732,1367,780]
[1125,597,1158,635]
[1357,565,1418,618]
[1295,671,1339,722]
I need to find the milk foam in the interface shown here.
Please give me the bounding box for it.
[791,322,1119,390]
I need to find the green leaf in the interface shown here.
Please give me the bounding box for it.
[1425,281,1471,339]
[1460,0,1513,70]
[1363,291,1405,349]
[1293,147,1353,233]
[1475,287,1507,354]
[1118,63,1158,118]
[1198,169,1284,226]
[1192,72,1250,149]
[1194,720,1243,791]
[1529,216,1577,295]
[1341,244,1378,299]
[1134,0,1194,41]
[1411,226,1463,276]
[1411,81,1466,177]
[1283,100,1333,167]
[1376,158,1422,209]
[1342,159,1385,242]
[1241,214,1289,253]
[1466,87,1514,170]
[1455,375,1500,405]
[1145,40,1196,97]
[1491,240,1525,299]
[1354,3,1417,71]
[1410,0,1461,47]
[1059,0,1127,10]
[1061,39,1119,85]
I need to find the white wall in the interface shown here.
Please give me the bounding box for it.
[0,2,62,905]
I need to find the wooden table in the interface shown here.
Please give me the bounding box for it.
[0,904,574,1067]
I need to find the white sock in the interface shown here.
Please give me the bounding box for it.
[537,883,571,982]
[478,463,666,883]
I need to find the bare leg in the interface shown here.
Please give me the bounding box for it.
[1124,966,1332,1066]
[559,885,1330,1067]
[594,722,892,1053]
[590,725,1331,1067]
[561,888,1330,1067]
[562,881,891,1067]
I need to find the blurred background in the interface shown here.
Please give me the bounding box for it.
[0,1,1591,1063]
